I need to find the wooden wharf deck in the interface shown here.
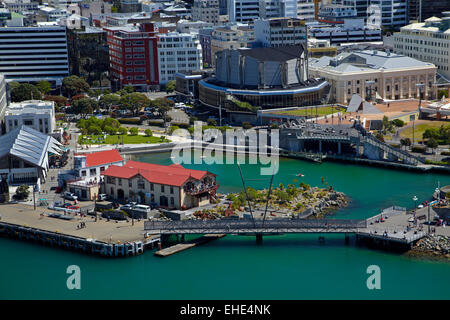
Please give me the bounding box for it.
[154,234,225,257]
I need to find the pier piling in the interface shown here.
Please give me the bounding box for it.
[256,234,263,245]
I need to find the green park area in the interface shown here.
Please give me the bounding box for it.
[274,106,347,117]
[400,121,450,142]
[78,134,169,145]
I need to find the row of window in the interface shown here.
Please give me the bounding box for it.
[106,177,175,194]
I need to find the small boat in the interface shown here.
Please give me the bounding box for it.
[296,173,305,177]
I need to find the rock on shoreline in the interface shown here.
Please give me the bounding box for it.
[408,235,450,260]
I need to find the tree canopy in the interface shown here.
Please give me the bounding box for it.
[10,83,42,102]
[62,75,90,98]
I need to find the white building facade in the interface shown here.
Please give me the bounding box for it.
[0,25,69,85]
[393,15,450,80]
[157,33,203,84]
[309,50,437,104]
[5,100,56,135]
[228,0,298,23]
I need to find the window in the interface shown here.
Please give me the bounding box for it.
[151,194,154,202]
[24,120,33,126]
[81,170,86,177]
[107,176,115,184]
[161,185,165,193]
[170,186,174,194]
[129,180,132,188]
[138,180,145,189]
[90,168,96,176]
[170,197,174,205]
[100,167,105,172]
[118,178,122,186]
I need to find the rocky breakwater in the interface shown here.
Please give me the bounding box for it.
[219,183,349,219]
[409,235,450,260]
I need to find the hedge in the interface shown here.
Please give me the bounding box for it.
[170,122,190,129]
[118,118,142,125]
[412,146,426,153]
[148,120,165,127]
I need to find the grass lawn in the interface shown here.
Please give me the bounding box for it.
[400,121,449,141]
[274,106,347,117]
[79,134,170,145]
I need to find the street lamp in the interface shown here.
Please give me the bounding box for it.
[412,195,418,215]
[414,83,425,147]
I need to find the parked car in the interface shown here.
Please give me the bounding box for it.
[64,192,78,201]
[98,194,108,201]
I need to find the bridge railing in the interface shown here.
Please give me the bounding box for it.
[144,218,367,232]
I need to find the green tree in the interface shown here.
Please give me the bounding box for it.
[14,185,30,200]
[36,80,52,95]
[62,75,90,98]
[166,80,176,93]
[88,124,102,135]
[375,131,385,142]
[123,85,134,94]
[118,127,128,135]
[151,97,173,129]
[10,83,42,102]
[72,98,97,118]
[207,118,217,126]
[99,94,120,113]
[102,117,120,130]
[426,137,438,153]
[43,95,68,109]
[119,93,150,116]
[129,127,139,135]
[400,138,411,150]
[144,129,153,137]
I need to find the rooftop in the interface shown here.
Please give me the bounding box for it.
[103,161,215,187]
[309,50,435,72]
[238,45,305,62]
[80,149,124,168]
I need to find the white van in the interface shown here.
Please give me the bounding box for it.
[134,204,152,213]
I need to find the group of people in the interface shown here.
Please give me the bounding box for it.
[77,222,86,229]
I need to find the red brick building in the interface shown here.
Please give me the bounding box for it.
[105,23,159,91]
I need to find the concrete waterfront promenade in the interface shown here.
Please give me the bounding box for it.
[0,203,159,257]
[1,201,447,257]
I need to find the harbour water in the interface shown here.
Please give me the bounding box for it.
[1,153,449,299]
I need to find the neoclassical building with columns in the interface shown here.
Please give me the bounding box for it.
[309,50,437,104]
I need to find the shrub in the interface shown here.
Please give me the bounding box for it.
[144,129,153,137]
[391,119,405,127]
[148,120,164,127]
[128,127,139,135]
[170,122,190,129]
[242,122,252,129]
[168,126,179,135]
[118,127,128,135]
[441,151,450,156]
[411,146,426,153]
[14,185,30,200]
[118,118,142,125]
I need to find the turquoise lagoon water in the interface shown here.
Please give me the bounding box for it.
[0,153,449,299]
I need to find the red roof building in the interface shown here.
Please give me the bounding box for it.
[74,149,125,182]
[103,160,218,209]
